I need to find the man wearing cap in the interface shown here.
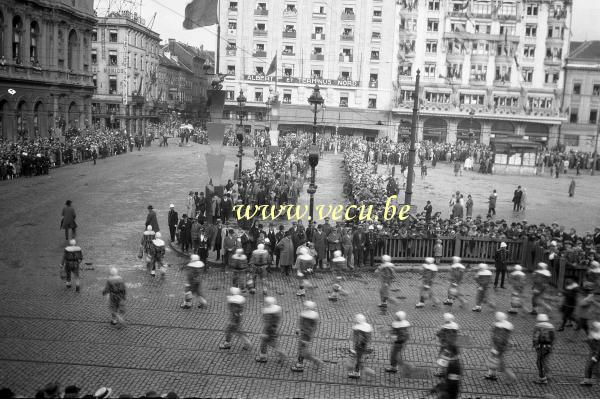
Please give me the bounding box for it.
[181,254,207,309]
[508,265,526,314]
[472,263,495,312]
[365,225,378,268]
[139,225,155,266]
[313,224,327,270]
[435,313,459,377]
[168,204,179,243]
[219,287,252,350]
[416,257,439,308]
[531,263,552,315]
[145,205,159,232]
[352,225,367,269]
[484,312,516,382]
[61,239,83,292]
[348,314,374,379]
[494,242,509,289]
[385,311,411,373]
[249,243,271,295]
[256,296,285,363]
[291,301,323,372]
[149,232,166,277]
[375,255,400,308]
[532,313,555,384]
[444,256,466,307]
[102,267,126,325]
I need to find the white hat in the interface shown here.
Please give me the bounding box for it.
[355,313,367,324]
[550,241,557,246]
[235,248,244,254]
[479,263,489,270]
[69,239,77,246]
[169,204,175,208]
[368,225,374,230]
[538,262,548,270]
[495,312,507,322]
[334,250,342,257]
[500,242,507,248]
[452,256,461,264]
[381,255,391,263]
[265,296,276,305]
[424,257,435,264]
[93,387,112,399]
[536,313,549,322]
[443,313,455,322]
[147,225,153,231]
[299,246,309,255]
[109,267,118,276]
[155,232,162,239]
[257,243,265,250]
[395,311,407,320]
[230,287,241,295]
[190,254,200,261]
[304,300,316,310]
[513,265,522,272]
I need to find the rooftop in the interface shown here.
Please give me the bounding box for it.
[568,40,600,60]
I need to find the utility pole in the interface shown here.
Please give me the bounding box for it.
[593,119,599,176]
[404,70,420,205]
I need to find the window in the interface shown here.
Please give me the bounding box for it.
[312,69,322,78]
[426,40,438,53]
[340,70,351,80]
[522,68,533,83]
[499,24,515,36]
[564,135,579,146]
[450,22,466,32]
[593,84,600,96]
[339,94,348,107]
[368,96,377,109]
[570,109,578,123]
[226,88,235,100]
[254,90,263,102]
[92,74,97,90]
[109,75,117,94]
[400,17,418,31]
[493,95,518,108]
[313,4,325,14]
[256,23,266,31]
[343,7,355,15]
[133,54,137,69]
[427,19,439,32]
[255,43,265,51]
[283,90,292,103]
[398,64,412,76]
[283,64,293,76]
[92,29,97,41]
[428,1,440,10]
[372,31,381,40]
[470,64,487,81]
[460,93,485,105]
[447,63,462,78]
[283,45,294,55]
[573,83,581,95]
[229,21,237,30]
[495,65,511,81]
[370,50,380,60]
[284,24,296,33]
[313,47,322,54]
[525,24,537,37]
[425,91,450,103]
[109,50,117,66]
[424,63,436,78]
[257,3,267,11]
[590,110,598,124]
[109,29,118,42]
[91,49,97,65]
[255,66,264,75]
[526,4,538,16]
[496,43,512,57]
[12,16,23,61]
[472,41,489,55]
[229,1,238,10]
[370,73,378,83]
[314,26,323,34]
[30,21,40,62]
[286,4,297,12]
[475,23,491,34]
[523,45,535,58]
[544,70,560,84]
[227,65,235,75]
[529,97,553,109]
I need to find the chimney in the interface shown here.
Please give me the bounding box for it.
[168,38,176,54]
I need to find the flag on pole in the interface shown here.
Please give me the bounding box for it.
[266,54,277,76]
[183,0,219,29]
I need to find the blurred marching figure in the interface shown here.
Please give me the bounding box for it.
[472,263,496,312]
[416,257,439,308]
[443,257,466,308]
[139,225,155,269]
[385,311,413,374]
[61,239,83,292]
[294,247,316,297]
[291,301,323,372]
[150,232,166,277]
[484,312,517,383]
[347,314,374,379]
[256,296,286,363]
[180,254,207,309]
[219,287,252,350]
[102,267,127,326]
[434,313,459,377]
[375,255,401,308]
[249,244,271,295]
[530,263,552,315]
[507,265,526,314]
[532,313,555,385]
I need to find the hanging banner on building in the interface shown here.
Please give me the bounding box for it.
[207,89,226,120]
[205,153,226,185]
[244,75,360,88]
[269,129,279,146]
[207,122,226,145]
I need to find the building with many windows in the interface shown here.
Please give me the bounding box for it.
[156,51,194,119]
[0,0,96,140]
[393,0,572,146]
[219,0,397,139]
[559,40,600,152]
[91,11,160,134]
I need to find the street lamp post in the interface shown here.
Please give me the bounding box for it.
[236,89,246,177]
[307,84,324,222]
[468,109,475,145]
[404,70,420,206]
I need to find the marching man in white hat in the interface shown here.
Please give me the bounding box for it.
[581,321,600,386]
[249,243,271,295]
[532,313,555,384]
[61,239,83,292]
[139,225,155,269]
[416,257,439,308]
[294,246,316,297]
[101,267,126,326]
[375,255,400,308]
[385,311,411,374]
[443,256,466,307]
[530,262,552,315]
[291,301,323,372]
[507,265,526,314]
[484,312,516,382]
[229,248,248,291]
[256,296,286,363]
[435,313,459,377]
[219,287,252,350]
[180,254,207,309]
[150,231,166,277]
[348,314,374,379]
[472,263,495,312]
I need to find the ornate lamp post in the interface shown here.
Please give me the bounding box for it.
[468,109,476,145]
[307,84,324,222]
[236,89,246,176]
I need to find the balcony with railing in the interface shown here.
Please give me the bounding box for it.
[311,33,325,40]
[226,48,237,56]
[339,54,354,62]
[283,9,297,18]
[282,50,295,57]
[228,6,238,13]
[311,53,325,61]
[282,30,297,38]
[253,50,267,57]
[254,8,269,16]
[372,13,382,22]
[312,11,326,18]
[340,34,354,41]
[341,12,355,21]
[253,29,268,37]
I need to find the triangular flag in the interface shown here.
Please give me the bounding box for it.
[266,55,277,76]
[183,0,219,30]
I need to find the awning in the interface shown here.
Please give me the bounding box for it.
[277,105,390,129]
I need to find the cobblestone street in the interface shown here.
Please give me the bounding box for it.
[0,141,599,398]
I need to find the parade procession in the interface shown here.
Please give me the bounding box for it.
[2,0,600,398]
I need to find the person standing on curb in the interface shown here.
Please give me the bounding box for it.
[494,242,508,289]
[145,205,159,232]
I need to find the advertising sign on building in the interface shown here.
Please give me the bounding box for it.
[243,75,360,88]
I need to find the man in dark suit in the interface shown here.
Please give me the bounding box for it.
[352,225,366,269]
[221,193,233,223]
[240,229,253,258]
[168,204,179,243]
[365,225,378,267]
[494,242,509,288]
[145,205,160,232]
[306,221,318,243]
[177,214,192,253]
[274,225,285,267]
[512,186,523,211]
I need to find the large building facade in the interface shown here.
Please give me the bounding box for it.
[219,0,397,138]
[218,0,572,145]
[393,0,571,145]
[559,41,600,152]
[156,52,194,119]
[0,0,96,140]
[91,12,160,135]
